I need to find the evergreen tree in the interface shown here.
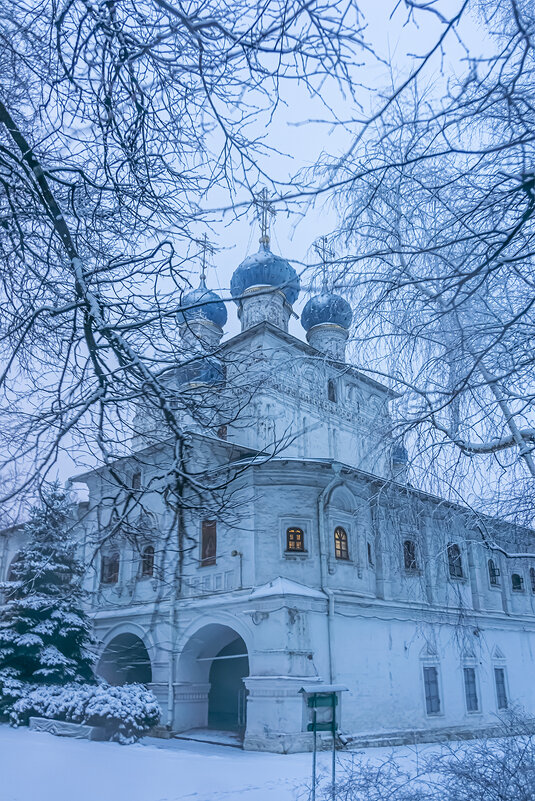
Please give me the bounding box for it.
[0,486,95,713]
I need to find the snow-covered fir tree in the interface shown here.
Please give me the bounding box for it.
[0,486,95,713]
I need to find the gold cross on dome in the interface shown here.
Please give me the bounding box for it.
[255,188,276,246]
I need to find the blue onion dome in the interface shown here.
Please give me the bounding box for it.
[392,442,409,464]
[174,356,225,387]
[230,242,300,305]
[301,289,353,332]
[178,279,227,329]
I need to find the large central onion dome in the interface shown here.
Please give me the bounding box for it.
[230,242,300,305]
[178,278,228,329]
[301,289,352,332]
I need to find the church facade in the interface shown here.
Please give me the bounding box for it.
[2,231,535,752]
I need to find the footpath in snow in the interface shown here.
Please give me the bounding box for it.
[0,724,439,801]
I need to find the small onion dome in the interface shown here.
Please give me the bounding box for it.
[392,442,409,464]
[301,290,352,332]
[230,243,300,305]
[174,357,225,387]
[178,280,227,329]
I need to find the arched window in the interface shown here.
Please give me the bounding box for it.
[447,543,463,579]
[334,526,349,560]
[488,559,500,586]
[511,573,524,592]
[327,379,337,403]
[403,540,418,571]
[530,567,535,594]
[286,527,305,552]
[141,545,155,578]
[100,551,120,585]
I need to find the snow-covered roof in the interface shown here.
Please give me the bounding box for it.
[248,577,326,600]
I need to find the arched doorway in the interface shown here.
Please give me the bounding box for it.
[176,623,250,734]
[98,632,152,685]
[208,636,248,731]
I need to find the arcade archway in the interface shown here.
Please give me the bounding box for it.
[98,632,152,685]
[177,623,249,732]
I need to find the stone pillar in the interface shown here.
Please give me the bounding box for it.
[243,676,318,753]
[172,682,211,732]
[306,324,348,361]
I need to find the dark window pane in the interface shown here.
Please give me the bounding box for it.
[488,559,500,586]
[131,471,141,490]
[423,666,441,714]
[447,543,463,578]
[530,568,535,594]
[367,542,374,566]
[511,573,524,592]
[201,520,217,566]
[403,540,418,571]
[328,380,337,403]
[334,527,349,560]
[141,545,154,577]
[286,527,305,552]
[100,551,120,584]
[494,667,508,709]
[464,667,479,712]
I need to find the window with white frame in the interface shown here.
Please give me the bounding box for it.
[423,665,441,715]
[463,667,479,712]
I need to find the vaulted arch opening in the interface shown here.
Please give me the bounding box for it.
[177,623,249,734]
[97,632,152,685]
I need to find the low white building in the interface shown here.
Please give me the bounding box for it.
[2,231,535,751]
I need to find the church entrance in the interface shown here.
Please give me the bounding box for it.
[207,636,249,731]
[97,632,152,685]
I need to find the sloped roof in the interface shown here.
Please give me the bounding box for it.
[249,576,326,600]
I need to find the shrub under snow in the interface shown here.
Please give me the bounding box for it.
[11,682,160,743]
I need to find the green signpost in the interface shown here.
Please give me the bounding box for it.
[299,684,348,801]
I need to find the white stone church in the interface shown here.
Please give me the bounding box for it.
[2,228,535,752]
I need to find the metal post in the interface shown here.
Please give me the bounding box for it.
[312,702,317,801]
[331,693,336,801]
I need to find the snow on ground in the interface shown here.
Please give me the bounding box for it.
[0,724,439,801]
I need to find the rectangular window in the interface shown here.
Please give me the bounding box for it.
[423,666,441,715]
[494,667,508,709]
[201,520,217,567]
[131,471,141,490]
[463,667,479,712]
